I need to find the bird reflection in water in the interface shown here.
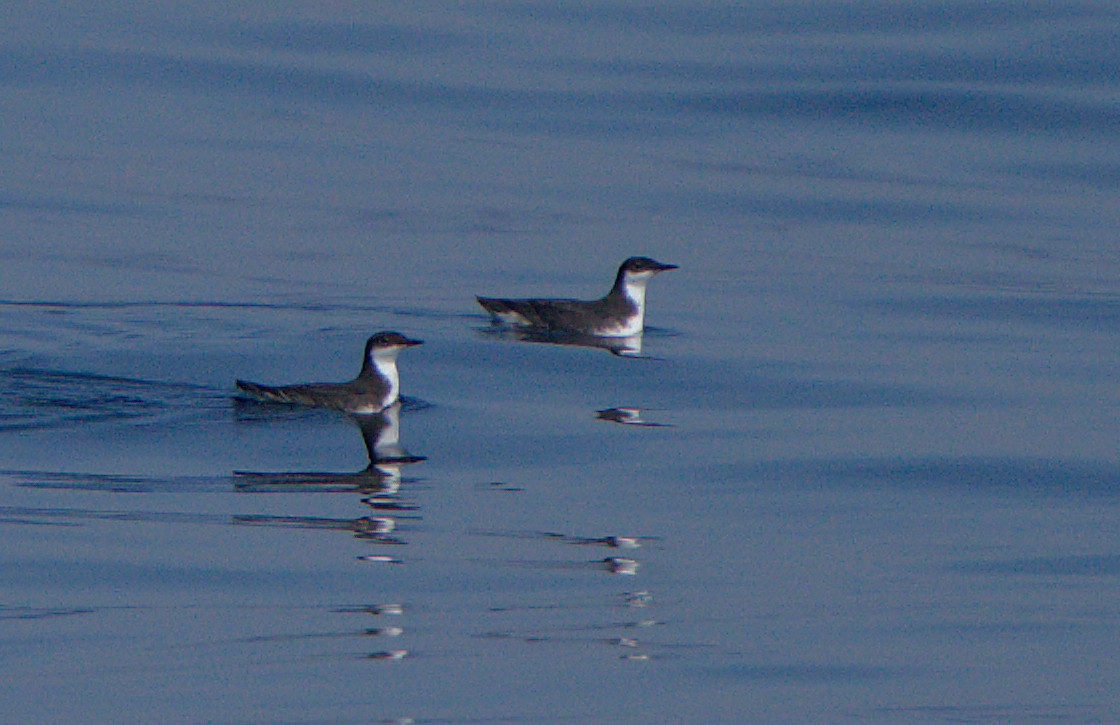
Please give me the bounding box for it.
[472,529,655,550]
[468,525,666,658]
[233,400,425,491]
[335,603,409,662]
[232,400,426,543]
[232,512,407,544]
[477,326,647,357]
[595,407,672,427]
[478,590,666,660]
[604,557,640,575]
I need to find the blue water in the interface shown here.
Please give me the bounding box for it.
[2,2,1119,722]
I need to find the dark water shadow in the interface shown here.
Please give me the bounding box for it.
[0,366,226,432]
[1,469,232,494]
[0,606,95,621]
[0,505,226,528]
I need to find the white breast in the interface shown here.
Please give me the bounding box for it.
[371,347,402,407]
[596,274,651,336]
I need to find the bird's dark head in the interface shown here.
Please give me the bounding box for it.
[620,257,678,275]
[366,331,424,354]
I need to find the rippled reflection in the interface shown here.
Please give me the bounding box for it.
[233,401,425,493]
[477,326,647,357]
[595,407,672,427]
[480,590,669,660]
[465,524,668,659]
[232,513,408,544]
[472,528,655,549]
[0,366,224,430]
[230,397,426,659]
[232,400,426,556]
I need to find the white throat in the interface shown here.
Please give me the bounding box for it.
[609,272,654,336]
[622,275,650,314]
[372,402,405,459]
[370,347,402,405]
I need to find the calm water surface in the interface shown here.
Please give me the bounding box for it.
[2,2,1119,722]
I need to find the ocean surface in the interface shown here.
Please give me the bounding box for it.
[2,2,1119,722]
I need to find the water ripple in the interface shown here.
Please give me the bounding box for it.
[0,367,223,431]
